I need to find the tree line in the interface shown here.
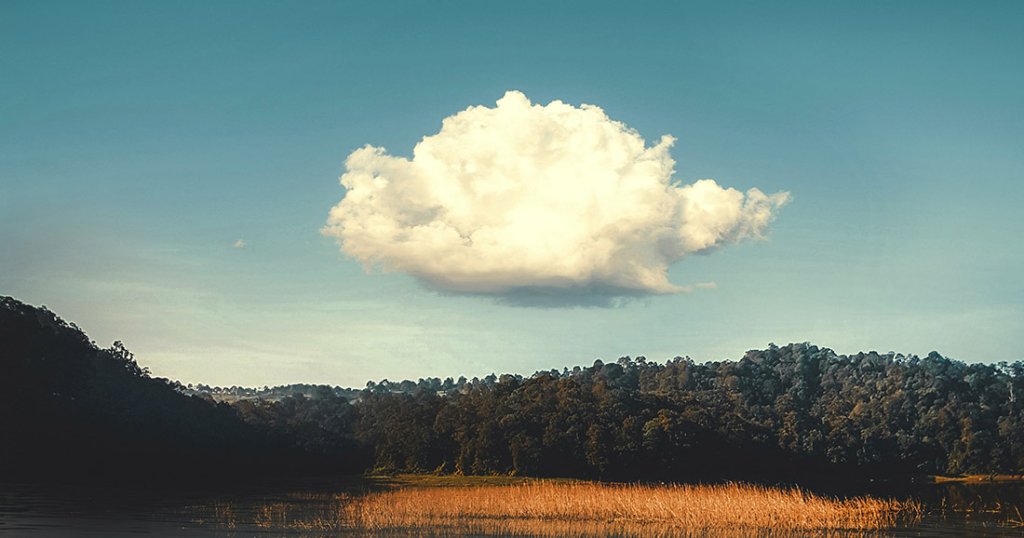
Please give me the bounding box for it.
[2,295,1021,484]
[348,347,1024,481]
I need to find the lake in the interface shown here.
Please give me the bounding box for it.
[1,479,1022,537]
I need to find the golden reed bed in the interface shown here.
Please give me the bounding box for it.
[341,481,922,536]
[191,481,922,537]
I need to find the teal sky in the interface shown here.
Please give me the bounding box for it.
[2,1,1022,387]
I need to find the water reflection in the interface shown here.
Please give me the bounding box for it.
[1,481,1022,537]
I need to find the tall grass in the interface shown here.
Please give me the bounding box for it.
[343,481,922,536]
[186,481,923,536]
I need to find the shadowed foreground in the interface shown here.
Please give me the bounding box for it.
[223,482,919,536]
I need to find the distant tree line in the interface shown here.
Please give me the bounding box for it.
[185,383,361,403]
[2,295,1022,484]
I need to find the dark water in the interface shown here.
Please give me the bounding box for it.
[1,480,1022,537]
[865,481,1024,537]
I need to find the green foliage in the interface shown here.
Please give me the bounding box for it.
[351,344,1024,480]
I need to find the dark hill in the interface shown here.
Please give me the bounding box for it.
[0,296,365,483]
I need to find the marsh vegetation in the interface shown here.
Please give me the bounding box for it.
[175,478,1024,537]
[4,477,1024,537]
[343,482,922,535]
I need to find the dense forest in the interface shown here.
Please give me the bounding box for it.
[2,295,1022,484]
[350,349,1024,481]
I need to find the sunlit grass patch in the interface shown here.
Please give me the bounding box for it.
[343,481,922,535]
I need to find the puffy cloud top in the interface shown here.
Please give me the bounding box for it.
[324,91,788,297]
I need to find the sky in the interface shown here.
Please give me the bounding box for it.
[2,1,1022,387]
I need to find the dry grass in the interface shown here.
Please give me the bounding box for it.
[931,474,1024,484]
[342,481,922,536]
[1009,506,1024,528]
[183,480,923,536]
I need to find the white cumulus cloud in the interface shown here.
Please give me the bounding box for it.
[324,91,789,297]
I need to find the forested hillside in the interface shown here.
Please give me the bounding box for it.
[0,296,366,482]
[2,295,1021,484]
[350,347,1024,481]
